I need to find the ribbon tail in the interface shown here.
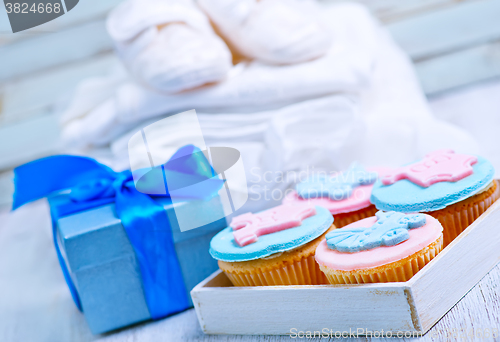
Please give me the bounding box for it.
[115,183,189,319]
[13,155,115,210]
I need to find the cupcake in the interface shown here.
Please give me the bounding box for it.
[210,202,335,286]
[370,149,499,247]
[315,211,444,284]
[284,163,387,228]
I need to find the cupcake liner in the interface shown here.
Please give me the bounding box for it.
[223,254,328,286]
[333,204,378,228]
[219,225,335,286]
[320,234,443,284]
[429,180,500,247]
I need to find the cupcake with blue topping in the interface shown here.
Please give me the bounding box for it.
[210,202,335,286]
[370,150,499,247]
[284,163,387,228]
[316,211,444,284]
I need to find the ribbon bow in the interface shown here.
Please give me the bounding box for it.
[12,145,223,320]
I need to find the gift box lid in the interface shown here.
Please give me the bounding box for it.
[51,193,227,272]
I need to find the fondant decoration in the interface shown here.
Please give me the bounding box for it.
[284,167,392,215]
[315,214,443,271]
[381,149,477,188]
[297,163,378,200]
[210,206,333,262]
[371,155,495,212]
[325,211,426,253]
[231,203,316,246]
[284,185,372,215]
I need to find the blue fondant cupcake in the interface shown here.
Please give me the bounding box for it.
[209,202,335,286]
[370,149,499,246]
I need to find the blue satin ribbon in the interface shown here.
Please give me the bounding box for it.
[12,145,223,320]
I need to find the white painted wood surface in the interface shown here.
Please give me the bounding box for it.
[329,0,463,23]
[408,198,500,332]
[193,272,416,335]
[0,19,113,82]
[0,113,61,170]
[416,41,500,95]
[386,0,500,61]
[1,54,118,125]
[386,0,500,93]
[428,79,500,173]
[0,171,13,208]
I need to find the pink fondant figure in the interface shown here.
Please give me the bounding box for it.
[381,149,477,188]
[231,203,316,247]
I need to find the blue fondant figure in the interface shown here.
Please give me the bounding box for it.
[325,211,426,253]
[297,162,378,200]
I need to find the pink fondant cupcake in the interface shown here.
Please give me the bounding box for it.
[315,211,444,284]
[284,163,389,227]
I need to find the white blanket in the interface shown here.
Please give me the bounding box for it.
[60,2,377,148]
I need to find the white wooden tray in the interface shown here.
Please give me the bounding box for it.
[191,197,500,335]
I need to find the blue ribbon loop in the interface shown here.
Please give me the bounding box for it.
[12,145,223,320]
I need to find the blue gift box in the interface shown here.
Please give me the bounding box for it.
[50,193,226,334]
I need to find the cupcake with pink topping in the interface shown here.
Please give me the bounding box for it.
[316,211,444,284]
[284,163,388,227]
